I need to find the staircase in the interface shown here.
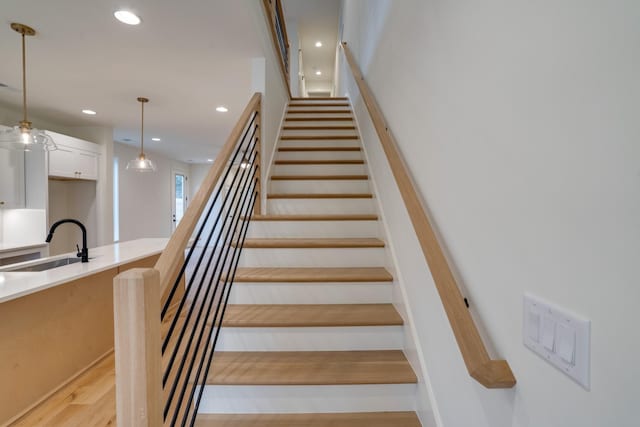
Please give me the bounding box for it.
[195,98,423,426]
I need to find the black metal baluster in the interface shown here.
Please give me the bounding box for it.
[164,145,259,420]
[161,113,257,320]
[168,166,258,424]
[186,188,258,427]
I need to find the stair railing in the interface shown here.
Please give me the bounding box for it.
[340,42,516,389]
[113,93,262,426]
[261,0,291,97]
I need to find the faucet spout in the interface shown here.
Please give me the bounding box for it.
[46,219,89,262]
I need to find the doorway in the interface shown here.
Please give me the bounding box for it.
[171,169,189,233]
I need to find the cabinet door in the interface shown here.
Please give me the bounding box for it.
[0,148,26,208]
[48,146,77,178]
[48,147,98,181]
[76,151,98,180]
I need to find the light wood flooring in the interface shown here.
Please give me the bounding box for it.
[10,353,116,427]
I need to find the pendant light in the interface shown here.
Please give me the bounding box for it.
[0,23,56,151]
[126,97,156,172]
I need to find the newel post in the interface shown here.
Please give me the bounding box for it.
[113,268,163,426]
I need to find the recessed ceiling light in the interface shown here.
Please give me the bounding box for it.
[315,41,322,47]
[81,109,97,115]
[216,106,228,113]
[114,10,141,25]
[315,70,322,76]
[207,158,213,162]
[151,137,161,142]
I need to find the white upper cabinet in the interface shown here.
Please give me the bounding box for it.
[0,147,26,209]
[47,132,100,181]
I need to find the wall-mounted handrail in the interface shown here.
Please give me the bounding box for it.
[154,93,261,296]
[340,42,516,389]
[261,0,292,98]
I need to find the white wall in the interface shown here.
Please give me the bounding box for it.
[338,1,640,426]
[250,1,290,213]
[288,21,300,98]
[114,142,190,241]
[48,180,97,256]
[190,164,211,196]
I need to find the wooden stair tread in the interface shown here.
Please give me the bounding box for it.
[271,174,368,181]
[285,117,353,121]
[206,351,417,385]
[223,304,403,327]
[282,126,356,130]
[249,214,378,221]
[278,146,361,152]
[275,159,364,165]
[287,110,352,114]
[195,412,422,427]
[291,97,348,101]
[241,238,384,248]
[267,193,372,199]
[289,103,350,107]
[233,267,393,283]
[281,135,359,140]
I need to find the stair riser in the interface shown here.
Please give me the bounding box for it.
[272,164,366,175]
[237,248,386,268]
[288,106,352,112]
[269,180,370,194]
[279,139,360,148]
[278,138,360,147]
[228,282,393,304]
[246,220,380,238]
[284,120,355,127]
[217,326,403,351]
[197,384,418,414]
[285,114,352,120]
[281,129,357,137]
[289,99,348,104]
[276,151,363,161]
[267,198,375,215]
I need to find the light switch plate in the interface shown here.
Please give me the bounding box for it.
[523,293,591,389]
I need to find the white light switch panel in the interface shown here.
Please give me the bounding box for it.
[523,293,590,389]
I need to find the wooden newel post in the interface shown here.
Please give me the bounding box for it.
[113,268,163,426]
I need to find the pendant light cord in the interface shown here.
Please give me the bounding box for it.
[21,32,27,124]
[140,100,145,156]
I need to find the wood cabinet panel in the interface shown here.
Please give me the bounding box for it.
[0,253,160,425]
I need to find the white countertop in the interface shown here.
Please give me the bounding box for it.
[0,238,168,304]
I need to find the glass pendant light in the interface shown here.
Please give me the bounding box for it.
[0,23,56,151]
[126,97,156,172]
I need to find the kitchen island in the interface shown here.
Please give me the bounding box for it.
[0,238,168,425]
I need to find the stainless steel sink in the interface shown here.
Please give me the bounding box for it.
[3,257,83,272]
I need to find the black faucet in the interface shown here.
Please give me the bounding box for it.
[46,219,89,262]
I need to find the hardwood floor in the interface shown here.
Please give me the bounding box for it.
[10,353,116,427]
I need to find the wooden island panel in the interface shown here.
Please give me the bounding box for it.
[0,253,160,425]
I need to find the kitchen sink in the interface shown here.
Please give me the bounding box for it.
[2,257,84,272]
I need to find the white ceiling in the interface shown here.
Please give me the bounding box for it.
[0,0,265,163]
[282,0,340,95]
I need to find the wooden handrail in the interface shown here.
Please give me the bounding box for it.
[154,93,262,295]
[261,0,292,98]
[340,42,516,389]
